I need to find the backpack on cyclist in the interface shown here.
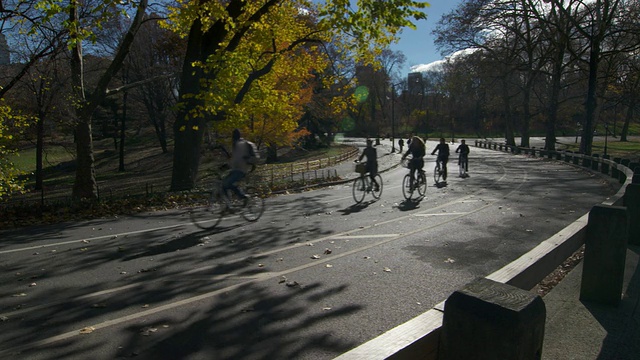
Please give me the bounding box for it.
[245,140,259,164]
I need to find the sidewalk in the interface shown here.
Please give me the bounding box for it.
[542,245,640,360]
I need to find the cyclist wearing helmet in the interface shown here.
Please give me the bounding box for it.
[431,137,450,181]
[358,139,380,191]
[401,136,426,187]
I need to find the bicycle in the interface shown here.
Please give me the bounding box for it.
[352,161,383,204]
[434,158,447,184]
[458,153,468,178]
[401,157,427,200]
[189,169,266,229]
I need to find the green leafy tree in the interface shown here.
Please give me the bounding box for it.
[0,99,29,199]
[165,0,429,190]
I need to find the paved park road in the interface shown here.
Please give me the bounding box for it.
[0,141,620,360]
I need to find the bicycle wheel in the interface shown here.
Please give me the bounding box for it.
[433,163,442,184]
[416,171,427,196]
[189,189,225,229]
[352,177,366,204]
[402,174,414,200]
[371,174,383,199]
[459,159,465,177]
[242,187,265,222]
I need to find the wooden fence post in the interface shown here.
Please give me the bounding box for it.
[440,277,545,360]
[591,154,599,171]
[620,159,630,184]
[612,157,622,179]
[624,184,640,246]
[580,205,629,306]
[601,154,610,176]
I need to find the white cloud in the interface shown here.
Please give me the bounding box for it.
[410,59,446,73]
[410,48,481,73]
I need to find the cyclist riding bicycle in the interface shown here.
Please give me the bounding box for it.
[221,129,257,205]
[401,136,426,187]
[456,139,470,175]
[357,139,380,191]
[431,137,450,181]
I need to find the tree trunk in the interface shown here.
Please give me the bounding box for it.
[119,91,127,172]
[170,18,208,191]
[620,100,634,141]
[545,37,566,151]
[266,143,278,163]
[520,87,531,148]
[35,113,44,191]
[72,118,98,200]
[580,42,600,155]
[155,114,168,153]
[501,78,516,146]
[171,118,206,190]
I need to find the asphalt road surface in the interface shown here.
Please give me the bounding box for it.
[0,140,620,360]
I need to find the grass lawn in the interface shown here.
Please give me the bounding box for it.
[560,138,640,161]
[9,144,75,173]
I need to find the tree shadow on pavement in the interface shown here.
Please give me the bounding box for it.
[113,281,362,359]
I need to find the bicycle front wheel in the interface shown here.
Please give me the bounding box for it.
[242,187,265,222]
[371,174,383,199]
[434,163,442,184]
[402,174,413,200]
[352,177,366,203]
[189,189,225,229]
[417,171,427,196]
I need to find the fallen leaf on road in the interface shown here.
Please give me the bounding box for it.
[141,304,149,308]
[80,327,95,334]
[311,254,320,259]
[140,327,157,336]
[445,258,455,263]
[383,267,391,272]
[91,303,107,308]
[29,283,37,287]
[12,293,27,297]
[0,316,9,321]
[324,248,332,254]
[325,264,333,268]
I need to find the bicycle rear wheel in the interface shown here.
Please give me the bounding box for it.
[371,174,383,199]
[417,171,427,196]
[242,187,265,222]
[352,177,366,204]
[402,174,414,200]
[189,189,225,229]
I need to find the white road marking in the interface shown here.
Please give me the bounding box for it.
[413,212,469,217]
[331,234,400,239]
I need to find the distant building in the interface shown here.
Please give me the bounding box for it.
[407,72,423,95]
[0,33,9,65]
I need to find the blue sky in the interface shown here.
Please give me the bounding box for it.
[389,1,463,76]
